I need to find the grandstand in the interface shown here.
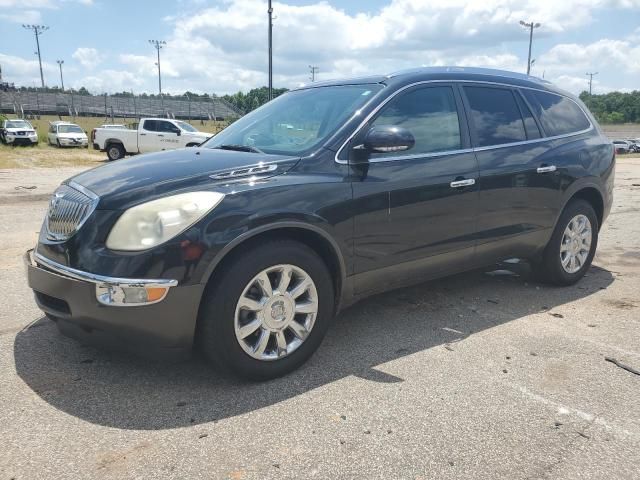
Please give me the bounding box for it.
[0,90,243,121]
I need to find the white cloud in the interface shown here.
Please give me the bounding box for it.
[0,53,57,86]
[0,9,42,23]
[72,47,101,69]
[74,70,145,93]
[2,0,640,95]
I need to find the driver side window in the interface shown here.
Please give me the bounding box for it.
[370,86,462,158]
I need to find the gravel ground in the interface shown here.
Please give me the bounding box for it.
[0,159,639,480]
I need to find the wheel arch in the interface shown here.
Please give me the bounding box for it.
[104,138,124,147]
[200,222,348,313]
[559,181,605,231]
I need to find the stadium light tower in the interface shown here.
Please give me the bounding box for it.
[56,60,65,91]
[519,20,541,75]
[268,0,274,100]
[309,65,319,82]
[586,72,599,96]
[149,39,166,108]
[23,24,49,88]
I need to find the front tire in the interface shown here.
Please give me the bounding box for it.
[533,199,599,285]
[197,239,335,380]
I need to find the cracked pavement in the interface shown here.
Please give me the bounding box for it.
[1,158,639,479]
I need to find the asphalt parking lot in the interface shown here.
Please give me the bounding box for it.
[1,159,639,480]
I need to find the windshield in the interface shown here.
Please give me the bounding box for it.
[175,121,198,132]
[6,120,31,129]
[202,84,383,156]
[58,125,84,134]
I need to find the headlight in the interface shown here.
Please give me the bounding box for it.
[106,191,224,251]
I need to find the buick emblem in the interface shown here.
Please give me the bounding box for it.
[270,300,286,321]
[50,191,65,210]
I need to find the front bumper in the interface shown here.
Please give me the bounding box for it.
[5,135,38,145]
[58,138,88,147]
[25,249,204,361]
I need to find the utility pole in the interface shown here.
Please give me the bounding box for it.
[586,72,599,96]
[149,39,166,110]
[519,20,540,75]
[23,24,49,88]
[268,0,273,100]
[309,65,319,82]
[56,60,64,91]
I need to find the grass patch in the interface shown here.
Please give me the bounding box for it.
[1,115,230,168]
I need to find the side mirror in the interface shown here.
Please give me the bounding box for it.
[363,125,415,153]
[176,130,181,136]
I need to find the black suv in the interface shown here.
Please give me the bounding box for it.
[26,67,615,380]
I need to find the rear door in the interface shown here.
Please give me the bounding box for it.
[350,84,480,294]
[461,84,560,259]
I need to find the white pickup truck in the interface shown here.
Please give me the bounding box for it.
[92,118,213,160]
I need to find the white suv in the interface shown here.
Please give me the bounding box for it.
[0,119,38,146]
[48,121,88,148]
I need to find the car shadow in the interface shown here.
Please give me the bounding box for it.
[13,261,614,430]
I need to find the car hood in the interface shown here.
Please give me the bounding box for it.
[68,147,300,209]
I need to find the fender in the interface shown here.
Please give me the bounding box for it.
[554,175,605,229]
[200,220,348,292]
[103,137,125,149]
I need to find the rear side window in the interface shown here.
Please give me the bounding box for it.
[143,120,158,131]
[464,86,526,147]
[522,90,591,136]
[370,86,462,157]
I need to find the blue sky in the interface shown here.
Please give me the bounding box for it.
[1,0,639,95]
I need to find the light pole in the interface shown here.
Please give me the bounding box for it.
[268,0,273,100]
[586,72,599,96]
[519,20,540,75]
[149,39,166,111]
[22,24,49,88]
[56,59,64,91]
[309,65,319,82]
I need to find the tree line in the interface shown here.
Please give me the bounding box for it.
[580,90,640,124]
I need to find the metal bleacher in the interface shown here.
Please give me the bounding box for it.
[0,90,243,121]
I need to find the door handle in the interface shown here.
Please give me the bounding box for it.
[450,178,476,188]
[536,165,557,173]
[140,133,146,136]
[157,134,164,137]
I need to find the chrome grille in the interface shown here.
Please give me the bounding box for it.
[45,183,98,241]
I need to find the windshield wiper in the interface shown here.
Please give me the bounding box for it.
[214,144,264,154]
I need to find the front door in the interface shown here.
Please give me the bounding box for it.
[349,84,480,295]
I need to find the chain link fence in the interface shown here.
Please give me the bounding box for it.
[0,90,243,122]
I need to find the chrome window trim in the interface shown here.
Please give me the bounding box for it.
[334,79,594,165]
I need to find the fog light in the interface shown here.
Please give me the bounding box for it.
[96,284,170,306]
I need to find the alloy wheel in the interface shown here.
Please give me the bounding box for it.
[234,264,318,361]
[560,214,592,274]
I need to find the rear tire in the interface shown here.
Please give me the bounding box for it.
[106,143,125,161]
[532,199,599,286]
[197,239,334,380]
